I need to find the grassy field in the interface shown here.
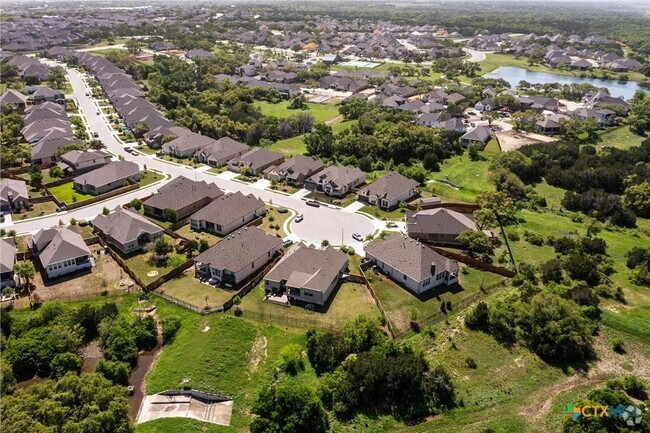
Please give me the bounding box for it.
[255,101,340,123]
[142,297,314,432]
[596,125,647,151]
[268,119,356,156]
[91,48,128,57]
[86,38,130,48]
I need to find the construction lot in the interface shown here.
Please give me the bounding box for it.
[495,129,558,152]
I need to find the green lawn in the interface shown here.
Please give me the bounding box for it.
[268,119,357,157]
[174,224,223,247]
[47,182,94,204]
[13,201,59,220]
[157,268,234,310]
[239,278,381,331]
[305,191,358,208]
[596,125,647,151]
[260,206,292,237]
[255,101,340,123]
[134,146,158,155]
[138,170,164,187]
[423,155,493,203]
[18,169,61,186]
[86,37,130,48]
[142,297,314,432]
[359,205,408,221]
[91,48,128,57]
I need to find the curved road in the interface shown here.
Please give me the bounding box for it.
[4,66,377,248]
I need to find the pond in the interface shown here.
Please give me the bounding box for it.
[484,66,648,100]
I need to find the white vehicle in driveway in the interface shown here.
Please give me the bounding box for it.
[295,214,304,223]
[352,232,363,241]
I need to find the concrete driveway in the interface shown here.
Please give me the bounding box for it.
[3,65,375,247]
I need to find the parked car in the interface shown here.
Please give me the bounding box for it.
[93,132,99,138]
[295,214,304,223]
[352,232,363,241]
[283,238,293,247]
[386,222,397,228]
[124,147,132,154]
[306,200,320,207]
[85,92,89,96]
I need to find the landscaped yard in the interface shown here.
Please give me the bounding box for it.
[138,170,165,187]
[366,264,505,336]
[359,204,409,221]
[305,190,358,207]
[259,206,292,237]
[47,182,95,204]
[134,146,158,155]
[157,267,234,310]
[117,235,187,286]
[157,154,206,168]
[174,224,223,247]
[267,181,301,195]
[18,169,62,186]
[238,278,380,331]
[255,101,339,123]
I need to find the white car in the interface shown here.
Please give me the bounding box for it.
[295,214,304,223]
[352,232,363,241]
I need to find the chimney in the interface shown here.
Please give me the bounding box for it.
[431,261,436,276]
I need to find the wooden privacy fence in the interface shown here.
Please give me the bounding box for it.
[1,162,52,177]
[63,183,140,211]
[406,201,480,212]
[221,251,285,311]
[426,245,516,278]
[357,265,396,340]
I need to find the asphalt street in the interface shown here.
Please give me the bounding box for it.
[4,65,378,248]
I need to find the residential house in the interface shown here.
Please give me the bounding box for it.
[161,132,218,159]
[0,179,31,213]
[92,206,163,254]
[535,114,569,135]
[24,102,66,123]
[30,136,83,165]
[461,126,491,147]
[144,176,222,221]
[264,244,348,305]
[186,49,215,60]
[321,53,343,64]
[518,96,559,112]
[406,208,477,246]
[194,226,283,286]
[194,137,249,167]
[190,191,265,236]
[356,171,419,210]
[32,87,65,105]
[264,155,324,186]
[0,238,17,288]
[30,227,93,279]
[227,148,285,176]
[149,41,175,51]
[73,161,140,196]
[573,108,617,127]
[304,165,366,197]
[364,233,459,294]
[0,90,28,112]
[57,150,112,175]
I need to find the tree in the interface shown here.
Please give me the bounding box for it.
[130,198,142,211]
[198,239,209,253]
[467,143,480,161]
[95,359,130,385]
[482,110,499,126]
[49,165,65,179]
[47,66,66,90]
[304,123,334,157]
[89,139,105,150]
[125,38,142,54]
[288,94,308,110]
[161,316,181,344]
[29,170,43,189]
[0,358,16,395]
[50,352,83,378]
[624,181,650,218]
[102,207,110,215]
[465,301,490,330]
[456,230,493,256]
[148,236,173,258]
[162,208,178,223]
[250,382,328,433]
[511,110,539,131]
[185,239,199,257]
[13,261,35,291]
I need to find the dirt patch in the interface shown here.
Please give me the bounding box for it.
[495,130,558,152]
[28,246,132,303]
[202,325,211,333]
[248,335,268,374]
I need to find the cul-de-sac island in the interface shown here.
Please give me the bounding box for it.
[0,1,649,432]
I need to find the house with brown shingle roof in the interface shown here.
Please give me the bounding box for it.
[30,226,93,279]
[406,208,477,246]
[195,137,250,167]
[227,148,285,176]
[357,171,419,210]
[57,150,112,175]
[364,233,458,294]
[0,238,17,288]
[73,160,140,196]
[92,206,163,254]
[264,155,324,187]
[304,165,366,197]
[264,244,348,306]
[194,226,283,286]
[190,191,265,236]
[0,90,28,112]
[144,176,222,221]
[0,179,31,213]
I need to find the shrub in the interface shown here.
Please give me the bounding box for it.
[612,339,626,354]
[465,357,477,369]
[161,316,181,344]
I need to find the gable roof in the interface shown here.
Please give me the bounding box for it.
[145,176,222,212]
[306,165,365,187]
[92,206,163,246]
[230,147,284,170]
[197,137,249,162]
[190,191,264,227]
[0,238,17,274]
[32,227,91,266]
[60,150,110,165]
[406,208,477,236]
[73,160,139,188]
[0,90,27,105]
[357,171,419,202]
[0,178,29,204]
[265,244,348,293]
[365,233,458,281]
[194,226,282,273]
[461,125,491,142]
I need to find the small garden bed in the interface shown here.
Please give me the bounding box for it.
[305,191,358,207]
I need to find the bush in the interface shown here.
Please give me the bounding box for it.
[279,343,305,375]
[161,316,181,344]
[50,352,83,378]
[78,219,88,227]
[465,357,477,369]
[95,359,130,385]
[523,230,544,246]
[611,339,626,354]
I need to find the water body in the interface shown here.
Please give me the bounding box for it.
[485,66,648,100]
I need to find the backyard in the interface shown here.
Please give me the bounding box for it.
[156,267,234,310]
[254,100,339,123]
[117,235,188,286]
[174,224,223,247]
[268,119,356,156]
[13,200,59,220]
